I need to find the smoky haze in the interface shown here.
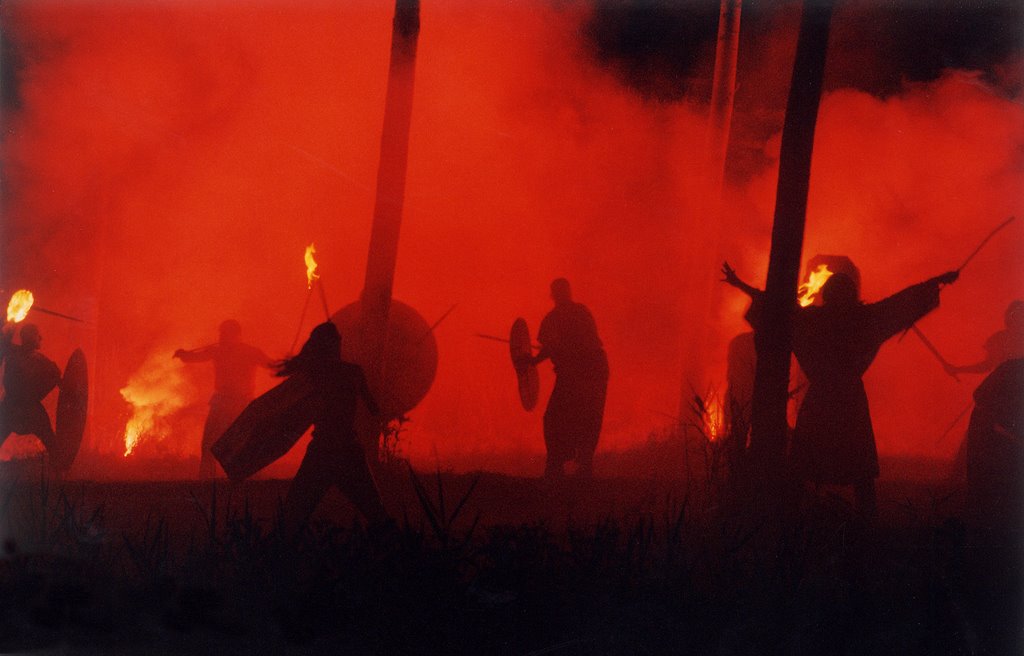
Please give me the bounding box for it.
[1,1,1021,476]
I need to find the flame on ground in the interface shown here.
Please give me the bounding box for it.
[699,393,725,442]
[6,290,34,323]
[120,352,193,457]
[797,264,833,307]
[304,243,320,289]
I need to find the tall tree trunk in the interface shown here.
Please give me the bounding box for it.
[748,1,833,481]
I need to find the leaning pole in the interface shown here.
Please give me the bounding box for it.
[333,0,437,461]
[748,1,834,481]
[361,0,420,373]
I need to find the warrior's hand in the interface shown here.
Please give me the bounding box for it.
[513,354,532,370]
[173,349,186,359]
[935,270,959,286]
[721,262,740,288]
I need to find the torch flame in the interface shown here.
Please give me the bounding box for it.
[304,243,320,289]
[797,264,833,307]
[6,290,34,323]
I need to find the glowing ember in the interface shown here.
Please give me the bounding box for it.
[304,243,320,289]
[6,289,34,323]
[798,264,833,307]
[120,352,193,457]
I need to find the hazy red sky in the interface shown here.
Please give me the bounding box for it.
[2,1,1021,474]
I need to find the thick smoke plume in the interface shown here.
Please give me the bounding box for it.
[1,1,1021,475]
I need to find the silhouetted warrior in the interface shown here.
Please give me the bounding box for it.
[277,322,390,535]
[723,262,958,518]
[724,331,756,477]
[175,320,270,478]
[962,357,1023,532]
[945,299,1024,376]
[528,278,609,478]
[0,324,64,468]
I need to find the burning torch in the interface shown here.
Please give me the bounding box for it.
[4,289,85,326]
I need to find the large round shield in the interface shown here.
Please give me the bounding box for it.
[331,299,438,419]
[510,318,539,411]
[54,348,88,472]
[211,373,319,481]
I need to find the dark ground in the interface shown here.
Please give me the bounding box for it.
[0,453,1019,655]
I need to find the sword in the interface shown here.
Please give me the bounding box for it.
[910,325,960,382]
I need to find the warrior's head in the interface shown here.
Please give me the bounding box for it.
[821,273,860,308]
[550,278,572,306]
[219,319,242,345]
[19,324,41,351]
[1005,300,1024,331]
[275,321,340,377]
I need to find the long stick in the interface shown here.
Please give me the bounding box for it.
[910,325,959,382]
[30,306,86,323]
[957,216,1015,273]
[474,333,540,349]
[414,304,457,345]
[317,278,331,321]
[288,287,314,354]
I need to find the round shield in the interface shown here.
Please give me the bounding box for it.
[54,348,88,472]
[510,318,539,411]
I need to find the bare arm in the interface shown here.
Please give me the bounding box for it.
[174,345,216,363]
[721,262,762,299]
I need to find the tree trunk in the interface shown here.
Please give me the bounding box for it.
[748,1,833,481]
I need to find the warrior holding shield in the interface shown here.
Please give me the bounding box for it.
[275,321,391,535]
[0,323,65,469]
[523,279,609,479]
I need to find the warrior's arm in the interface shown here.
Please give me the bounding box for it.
[945,338,1001,375]
[721,262,762,299]
[174,346,216,363]
[872,271,958,341]
[946,357,998,375]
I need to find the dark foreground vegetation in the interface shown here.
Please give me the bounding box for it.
[0,457,1020,655]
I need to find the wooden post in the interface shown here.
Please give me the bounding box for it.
[748,1,833,479]
[362,0,421,378]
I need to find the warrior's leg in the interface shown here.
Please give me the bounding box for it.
[333,440,389,525]
[543,411,570,478]
[283,449,334,539]
[200,409,231,479]
[853,478,877,522]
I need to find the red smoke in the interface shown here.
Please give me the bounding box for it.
[2,1,1021,475]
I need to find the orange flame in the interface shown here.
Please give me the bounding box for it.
[798,264,833,307]
[304,243,320,289]
[6,290,34,323]
[704,395,724,442]
[120,352,193,457]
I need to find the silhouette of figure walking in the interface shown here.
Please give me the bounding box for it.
[528,279,609,479]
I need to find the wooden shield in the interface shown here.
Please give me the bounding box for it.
[54,348,88,472]
[510,318,539,411]
[211,373,320,481]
